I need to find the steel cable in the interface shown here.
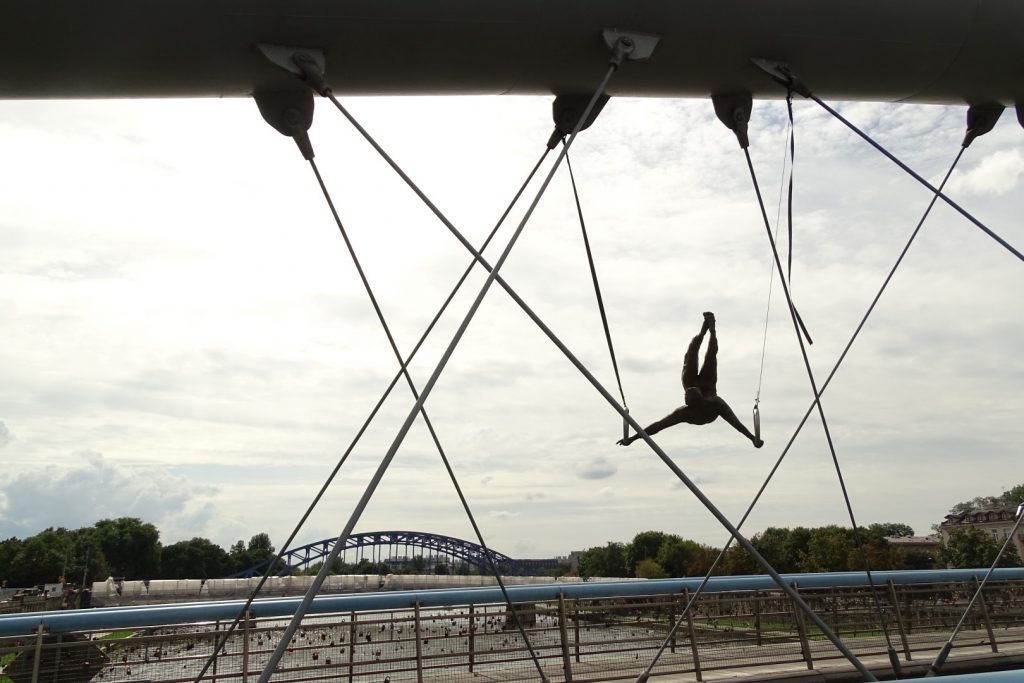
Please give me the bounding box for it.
[257,51,626,682]
[304,155,550,678]
[635,145,967,682]
[564,144,630,437]
[322,94,877,683]
[743,145,901,675]
[811,96,1023,263]
[193,145,551,683]
[293,64,875,678]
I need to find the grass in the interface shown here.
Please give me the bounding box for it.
[98,630,135,641]
[1,651,17,683]
[0,631,132,683]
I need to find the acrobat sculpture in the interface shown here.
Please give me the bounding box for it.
[618,312,764,449]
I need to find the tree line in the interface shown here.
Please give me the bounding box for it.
[4,485,1020,587]
[579,520,1021,579]
[0,518,279,587]
[0,519,567,588]
[947,484,1024,515]
[578,484,1024,579]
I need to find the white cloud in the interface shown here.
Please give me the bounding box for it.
[0,97,1020,559]
[948,149,1024,197]
[0,421,10,448]
[0,451,217,540]
[575,456,618,480]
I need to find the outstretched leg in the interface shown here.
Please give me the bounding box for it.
[618,406,693,446]
[681,320,709,390]
[713,397,763,448]
[698,313,718,395]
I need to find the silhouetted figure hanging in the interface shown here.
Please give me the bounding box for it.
[617,312,763,448]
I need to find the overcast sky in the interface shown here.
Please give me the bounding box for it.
[1,92,1022,563]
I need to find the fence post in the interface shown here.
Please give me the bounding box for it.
[414,602,424,683]
[790,583,814,670]
[468,604,475,673]
[573,599,581,663]
[753,591,762,647]
[886,580,912,661]
[241,610,250,683]
[213,620,220,682]
[972,576,999,653]
[30,623,44,683]
[348,612,356,683]
[49,633,63,683]
[669,595,677,654]
[557,592,574,683]
[683,587,702,682]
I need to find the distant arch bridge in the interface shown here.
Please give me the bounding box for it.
[229,531,559,578]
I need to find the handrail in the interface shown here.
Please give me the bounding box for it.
[2,568,1023,636]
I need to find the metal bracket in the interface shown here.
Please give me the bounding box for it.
[548,93,612,148]
[1017,102,1024,130]
[963,103,1004,148]
[751,58,812,98]
[256,43,329,95]
[253,89,316,161]
[602,29,660,63]
[711,91,753,149]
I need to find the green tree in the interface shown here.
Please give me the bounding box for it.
[92,518,161,579]
[656,536,701,577]
[228,533,283,575]
[6,529,66,586]
[902,550,938,570]
[3,527,107,586]
[865,522,915,539]
[800,526,854,573]
[0,537,23,586]
[752,527,810,573]
[687,543,720,576]
[579,542,627,578]
[62,528,110,586]
[247,532,275,557]
[949,483,1024,514]
[1000,484,1024,507]
[847,537,902,571]
[720,544,759,575]
[160,538,232,579]
[940,528,1022,568]
[635,558,669,578]
[353,558,379,574]
[626,531,667,576]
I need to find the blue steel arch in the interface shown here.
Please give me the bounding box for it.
[230,531,525,578]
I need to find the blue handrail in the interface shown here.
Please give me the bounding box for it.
[2,568,1022,636]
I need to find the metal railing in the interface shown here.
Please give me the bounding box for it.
[2,570,1023,683]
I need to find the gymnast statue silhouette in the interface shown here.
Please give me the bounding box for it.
[617,312,764,448]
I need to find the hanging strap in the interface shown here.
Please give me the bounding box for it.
[193,145,553,683]
[641,110,983,683]
[784,92,814,345]
[753,58,1024,263]
[564,142,630,438]
[785,91,796,282]
[254,38,635,683]
[753,116,794,435]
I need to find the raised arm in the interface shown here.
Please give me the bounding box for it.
[618,406,693,446]
[710,396,763,448]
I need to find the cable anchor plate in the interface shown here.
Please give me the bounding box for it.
[602,29,660,63]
